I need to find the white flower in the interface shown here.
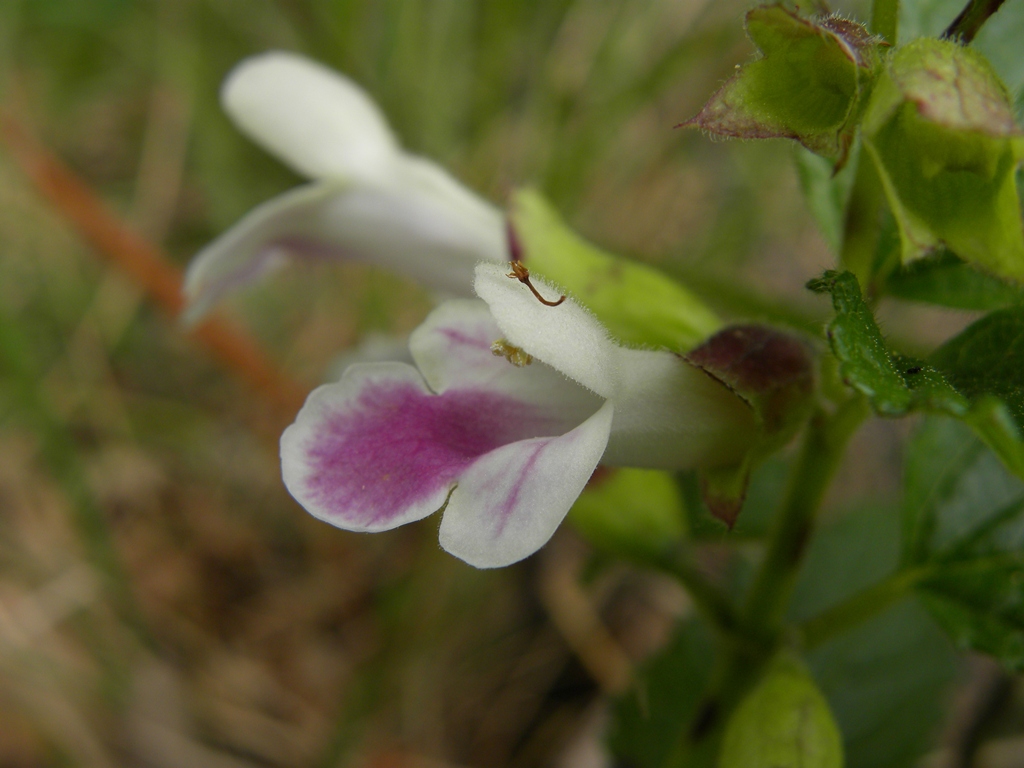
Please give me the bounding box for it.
[280,265,753,568]
[184,51,507,322]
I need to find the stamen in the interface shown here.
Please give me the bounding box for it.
[490,339,533,367]
[505,261,566,307]
[505,219,524,262]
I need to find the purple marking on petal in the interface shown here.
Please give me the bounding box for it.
[439,326,493,351]
[276,236,360,263]
[302,380,561,527]
[492,442,545,535]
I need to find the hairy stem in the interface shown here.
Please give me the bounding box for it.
[942,0,1008,43]
[871,0,900,43]
[839,151,884,294]
[670,398,869,761]
[743,397,869,639]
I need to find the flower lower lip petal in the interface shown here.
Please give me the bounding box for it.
[281,362,569,533]
[438,400,614,568]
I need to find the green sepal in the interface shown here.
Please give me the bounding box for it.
[861,38,1024,281]
[808,270,1024,480]
[719,653,843,768]
[509,189,721,352]
[699,459,754,531]
[683,4,883,165]
[685,324,817,527]
[568,468,686,565]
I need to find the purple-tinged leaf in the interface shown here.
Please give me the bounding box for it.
[682,5,883,164]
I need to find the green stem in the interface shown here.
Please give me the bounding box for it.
[799,568,924,649]
[664,401,867,765]
[839,150,884,295]
[743,397,869,639]
[871,0,900,44]
[941,0,1008,43]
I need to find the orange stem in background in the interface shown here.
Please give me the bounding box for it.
[0,110,307,417]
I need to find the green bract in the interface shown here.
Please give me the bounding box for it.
[510,189,721,351]
[719,653,843,768]
[685,324,816,527]
[683,4,882,164]
[861,38,1024,281]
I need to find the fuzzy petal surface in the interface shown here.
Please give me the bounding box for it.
[474,263,617,397]
[439,400,614,568]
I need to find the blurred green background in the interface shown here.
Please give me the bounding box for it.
[2,0,1022,766]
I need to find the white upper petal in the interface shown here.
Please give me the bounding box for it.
[186,53,509,320]
[439,400,614,568]
[474,263,618,397]
[222,51,399,181]
[183,183,338,323]
[184,174,507,322]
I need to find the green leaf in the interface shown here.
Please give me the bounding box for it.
[684,323,817,526]
[899,416,1024,669]
[719,653,843,768]
[902,417,988,566]
[902,418,1024,564]
[510,189,722,351]
[932,306,1024,428]
[809,270,1024,479]
[791,506,959,768]
[568,468,686,565]
[683,5,882,163]
[884,250,1024,310]
[917,555,1024,668]
[807,270,915,415]
[861,38,1024,282]
[607,619,716,768]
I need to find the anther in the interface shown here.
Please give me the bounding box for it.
[505,262,566,307]
[490,339,533,367]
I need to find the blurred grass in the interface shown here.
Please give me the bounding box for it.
[0,0,901,766]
